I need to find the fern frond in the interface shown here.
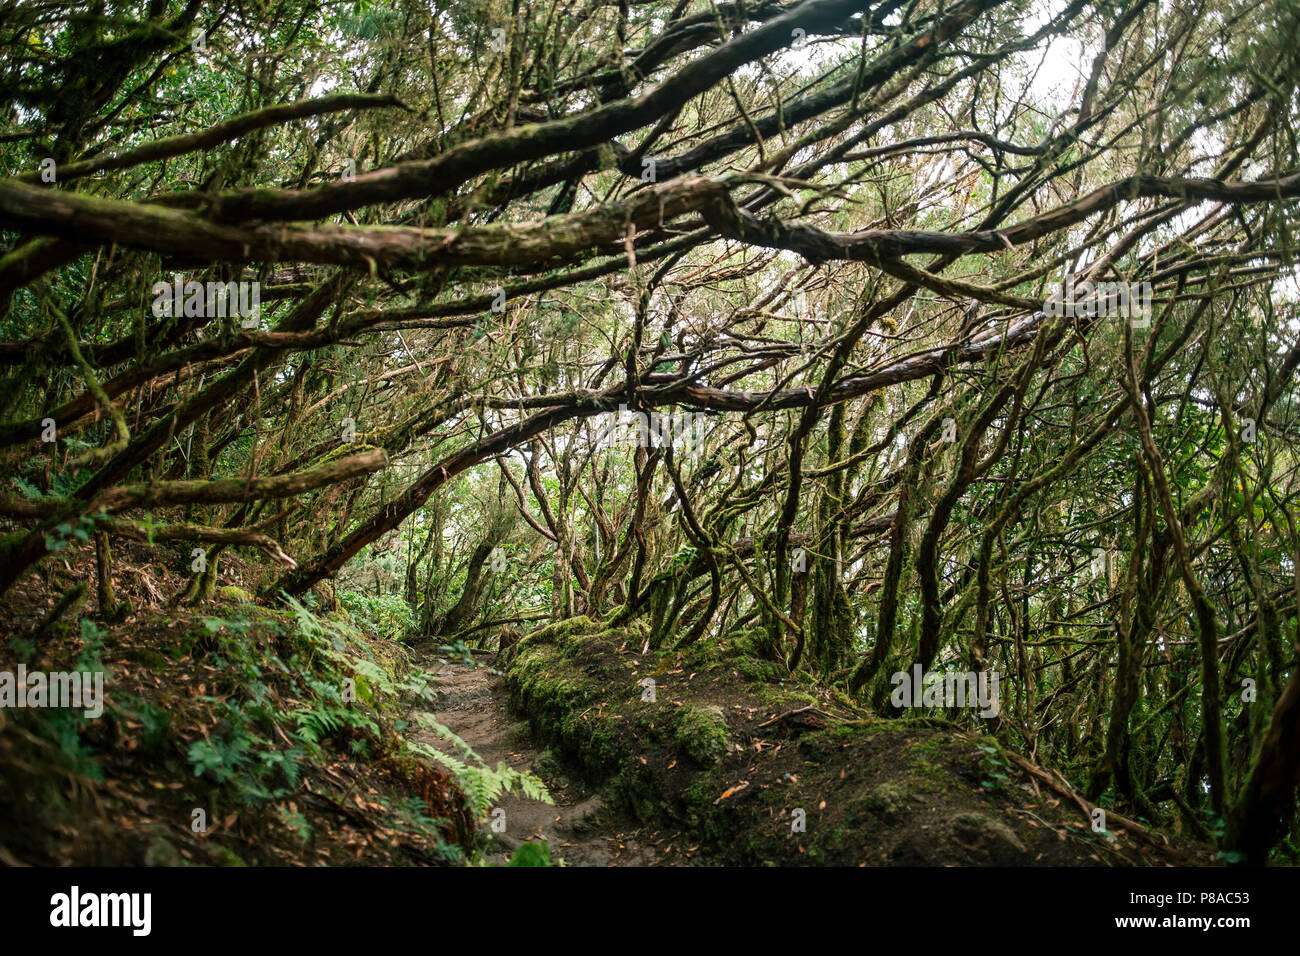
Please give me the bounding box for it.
[409,723,553,816]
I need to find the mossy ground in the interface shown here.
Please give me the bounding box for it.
[0,536,473,867]
[0,529,1219,868]
[502,620,1215,866]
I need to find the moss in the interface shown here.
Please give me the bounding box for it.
[731,656,787,683]
[906,736,948,759]
[521,615,597,647]
[587,722,624,773]
[218,585,255,604]
[865,782,909,823]
[825,720,889,740]
[531,749,563,780]
[682,778,717,811]
[948,811,1027,855]
[760,686,818,708]
[498,625,1137,867]
[907,756,943,784]
[212,845,248,866]
[612,761,662,821]
[673,705,729,766]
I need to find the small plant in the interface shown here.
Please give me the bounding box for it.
[338,589,416,640]
[437,639,475,667]
[410,713,551,817]
[977,741,1010,792]
[42,514,97,553]
[508,841,552,866]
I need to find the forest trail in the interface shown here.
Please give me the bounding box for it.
[412,651,674,866]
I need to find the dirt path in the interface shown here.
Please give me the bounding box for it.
[412,651,677,866]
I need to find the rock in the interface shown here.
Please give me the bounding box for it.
[948,811,1027,856]
[866,782,910,823]
[143,835,185,867]
[218,585,255,604]
[673,705,729,766]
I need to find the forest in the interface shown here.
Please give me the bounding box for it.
[1,0,1299,871]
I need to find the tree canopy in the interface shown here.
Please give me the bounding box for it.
[3,0,1300,865]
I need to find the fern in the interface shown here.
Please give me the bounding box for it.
[416,714,478,761]
[411,713,552,817]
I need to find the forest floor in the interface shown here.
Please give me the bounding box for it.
[0,535,1220,867]
[0,530,695,867]
[416,650,686,865]
[0,540,479,868]
[495,617,1223,867]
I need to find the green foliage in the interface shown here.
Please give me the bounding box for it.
[7,616,110,779]
[436,639,475,666]
[277,805,313,842]
[410,713,551,818]
[508,841,552,866]
[43,514,97,553]
[976,741,1010,793]
[7,634,35,662]
[114,692,171,756]
[4,0,1300,868]
[338,589,416,641]
[175,600,396,807]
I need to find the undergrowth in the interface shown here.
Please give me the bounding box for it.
[2,589,540,865]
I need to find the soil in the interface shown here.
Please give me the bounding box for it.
[415,650,685,866]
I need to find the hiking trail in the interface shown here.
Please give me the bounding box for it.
[412,650,682,866]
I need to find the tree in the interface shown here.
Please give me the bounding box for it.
[3,0,1300,860]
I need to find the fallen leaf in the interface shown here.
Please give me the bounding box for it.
[714,780,750,804]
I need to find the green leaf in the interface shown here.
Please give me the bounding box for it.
[508,841,552,867]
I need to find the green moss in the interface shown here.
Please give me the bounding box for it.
[531,749,562,780]
[497,623,1147,867]
[213,846,247,866]
[824,720,888,739]
[673,705,729,766]
[865,782,909,823]
[218,585,255,604]
[906,736,948,759]
[760,687,818,708]
[520,615,597,647]
[732,656,787,683]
